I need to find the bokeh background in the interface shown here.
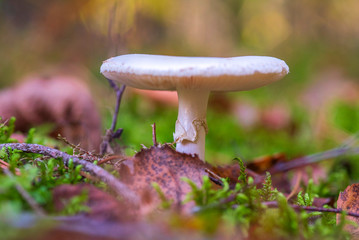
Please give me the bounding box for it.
[1,0,359,164]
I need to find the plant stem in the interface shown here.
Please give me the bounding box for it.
[109,80,126,132]
[100,79,126,155]
[152,123,158,146]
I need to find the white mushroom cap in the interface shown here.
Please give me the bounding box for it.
[100,54,289,91]
[100,54,289,161]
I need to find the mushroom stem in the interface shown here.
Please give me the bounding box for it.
[174,89,210,160]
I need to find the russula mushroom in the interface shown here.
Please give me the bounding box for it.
[100,54,289,161]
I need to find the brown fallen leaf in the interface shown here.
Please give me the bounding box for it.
[117,144,209,214]
[0,75,102,151]
[211,164,263,189]
[248,153,287,174]
[337,183,359,237]
[210,154,288,190]
[53,183,136,222]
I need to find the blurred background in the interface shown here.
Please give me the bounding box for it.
[1,0,359,164]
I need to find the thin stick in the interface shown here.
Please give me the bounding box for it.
[2,168,45,216]
[0,143,140,207]
[340,132,359,148]
[152,123,157,146]
[100,79,126,155]
[108,80,126,132]
[58,134,100,162]
[97,155,124,165]
[269,146,359,174]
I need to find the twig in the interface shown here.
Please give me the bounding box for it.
[97,155,124,165]
[0,143,140,207]
[58,134,82,152]
[108,80,126,132]
[100,79,126,155]
[268,146,359,174]
[2,168,45,216]
[205,168,224,186]
[152,123,158,146]
[58,134,100,162]
[340,132,359,148]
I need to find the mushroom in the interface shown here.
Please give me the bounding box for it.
[100,54,289,161]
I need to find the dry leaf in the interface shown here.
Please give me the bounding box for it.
[210,154,287,189]
[337,183,359,237]
[0,75,102,151]
[210,164,243,187]
[117,144,209,213]
[211,164,264,189]
[248,153,287,174]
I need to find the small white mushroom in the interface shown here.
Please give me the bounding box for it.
[100,54,289,161]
